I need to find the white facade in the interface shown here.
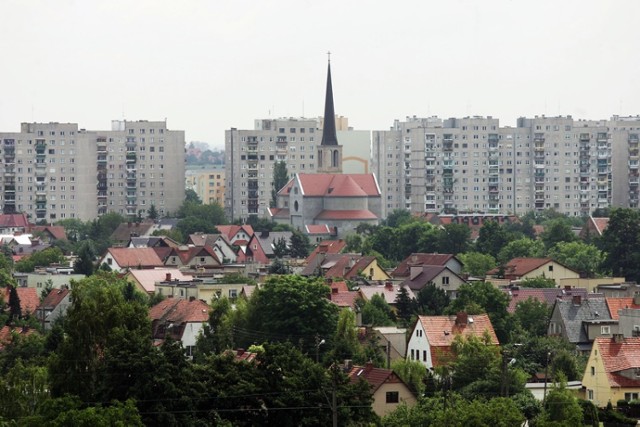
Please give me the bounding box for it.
[406,319,434,368]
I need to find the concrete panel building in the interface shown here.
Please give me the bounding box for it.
[0,120,185,221]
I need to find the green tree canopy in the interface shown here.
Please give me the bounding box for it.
[497,238,545,264]
[475,220,512,259]
[600,208,640,281]
[548,241,604,278]
[540,218,578,250]
[458,252,496,277]
[271,161,289,208]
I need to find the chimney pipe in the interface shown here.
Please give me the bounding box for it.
[455,312,468,327]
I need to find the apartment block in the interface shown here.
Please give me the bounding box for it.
[372,115,640,217]
[186,167,225,205]
[0,120,185,222]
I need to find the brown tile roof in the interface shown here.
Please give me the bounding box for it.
[417,313,499,365]
[323,255,376,279]
[215,225,254,241]
[0,326,37,350]
[293,173,381,197]
[595,337,640,387]
[392,253,457,278]
[358,284,415,304]
[149,298,210,324]
[591,217,610,236]
[108,247,164,269]
[330,281,349,293]
[487,257,554,277]
[31,225,68,240]
[267,207,290,219]
[2,287,39,315]
[166,246,220,265]
[232,348,258,363]
[38,288,70,310]
[330,291,359,309]
[110,222,155,242]
[401,265,447,291]
[606,298,640,320]
[315,210,378,220]
[503,287,590,313]
[347,363,407,394]
[305,239,346,266]
[305,224,334,235]
[0,213,30,229]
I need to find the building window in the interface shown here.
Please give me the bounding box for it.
[410,349,414,360]
[588,389,593,400]
[591,366,595,376]
[601,326,611,335]
[442,276,450,285]
[423,350,427,362]
[548,265,554,272]
[385,392,399,403]
[625,392,639,401]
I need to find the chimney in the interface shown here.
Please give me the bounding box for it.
[237,348,245,356]
[189,296,195,302]
[455,312,468,327]
[572,295,582,305]
[165,272,171,282]
[261,230,269,238]
[344,359,353,371]
[613,333,625,344]
[385,281,393,291]
[332,287,339,294]
[564,285,572,292]
[364,361,374,372]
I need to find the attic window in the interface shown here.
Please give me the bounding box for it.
[386,392,399,403]
[328,187,333,194]
[548,265,554,272]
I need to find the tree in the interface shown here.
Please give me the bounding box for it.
[548,241,604,278]
[497,238,545,264]
[414,283,449,316]
[271,161,289,208]
[73,241,96,276]
[458,252,496,277]
[361,294,396,326]
[268,258,291,275]
[436,223,471,255]
[600,208,640,281]
[394,286,414,328]
[475,220,511,258]
[513,297,551,337]
[535,375,583,426]
[384,209,412,228]
[247,276,338,347]
[147,203,159,220]
[272,236,289,258]
[391,359,427,395]
[14,247,66,273]
[540,218,577,250]
[7,285,21,322]
[289,230,310,258]
[518,276,557,288]
[184,188,201,204]
[330,309,362,362]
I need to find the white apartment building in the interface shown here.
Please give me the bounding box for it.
[372,115,640,217]
[0,120,185,222]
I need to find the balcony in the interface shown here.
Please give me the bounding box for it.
[579,134,591,141]
[3,185,15,193]
[126,153,137,163]
[534,162,545,169]
[97,155,107,163]
[630,162,639,169]
[98,191,107,199]
[36,205,46,212]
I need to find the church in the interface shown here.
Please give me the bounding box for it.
[268,59,382,238]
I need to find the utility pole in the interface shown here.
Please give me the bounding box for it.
[543,351,551,403]
[386,341,391,369]
[331,364,338,427]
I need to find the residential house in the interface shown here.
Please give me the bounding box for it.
[559,277,627,293]
[187,233,237,264]
[582,336,640,407]
[548,296,612,352]
[400,265,466,298]
[35,287,71,330]
[300,254,389,281]
[0,326,36,351]
[239,231,292,264]
[30,225,67,244]
[407,312,499,369]
[215,225,254,246]
[100,247,165,272]
[2,286,39,317]
[0,213,30,234]
[487,257,580,285]
[110,221,156,245]
[127,236,180,249]
[580,216,610,240]
[163,246,221,270]
[597,282,640,298]
[391,253,463,279]
[155,277,245,302]
[373,326,408,362]
[125,269,192,295]
[358,283,415,309]
[502,286,591,313]
[149,297,210,357]
[14,271,85,292]
[346,362,417,417]
[305,239,347,275]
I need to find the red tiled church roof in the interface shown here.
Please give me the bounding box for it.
[315,210,377,220]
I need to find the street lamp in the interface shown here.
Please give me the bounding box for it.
[315,337,325,363]
[543,351,552,402]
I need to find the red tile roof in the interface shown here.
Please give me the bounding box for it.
[293,173,381,197]
[315,210,377,220]
[166,246,220,265]
[347,363,397,393]
[305,239,346,265]
[267,207,290,219]
[323,255,376,279]
[0,326,37,350]
[215,225,254,241]
[330,290,359,309]
[595,337,640,387]
[38,288,70,310]
[358,284,415,304]
[2,287,39,315]
[149,298,210,324]
[591,217,610,236]
[392,253,457,278]
[305,224,334,235]
[606,298,640,320]
[330,281,349,293]
[107,247,165,269]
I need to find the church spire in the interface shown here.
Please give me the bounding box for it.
[321,53,338,146]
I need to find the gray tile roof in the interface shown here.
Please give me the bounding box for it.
[555,298,610,344]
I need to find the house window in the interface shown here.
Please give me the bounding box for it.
[591,366,595,376]
[601,326,611,335]
[107,258,112,265]
[625,392,639,401]
[442,276,450,285]
[386,392,399,403]
[423,350,427,362]
[410,349,414,360]
[548,265,554,272]
[588,389,593,400]
[229,289,237,299]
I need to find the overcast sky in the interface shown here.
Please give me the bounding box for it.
[1,0,639,148]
